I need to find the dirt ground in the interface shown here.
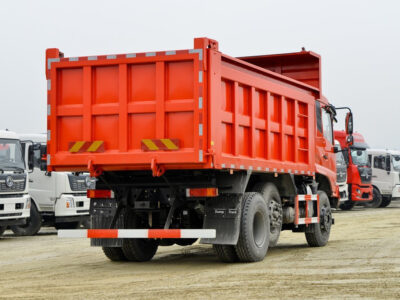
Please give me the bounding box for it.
[1,202,400,300]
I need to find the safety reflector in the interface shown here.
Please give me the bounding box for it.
[294,194,320,225]
[141,139,179,151]
[87,189,114,199]
[68,141,105,153]
[58,229,216,239]
[186,188,219,197]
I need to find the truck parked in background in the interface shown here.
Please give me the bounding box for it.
[46,37,348,263]
[335,140,348,206]
[334,131,372,210]
[0,130,31,237]
[367,149,400,208]
[11,134,92,236]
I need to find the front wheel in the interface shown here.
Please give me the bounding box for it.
[0,226,6,237]
[305,191,332,247]
[380,196,392,208]
[364,187,382,208]
[339,199,354,211]
[10,202,42,236]
[235,192,270,262]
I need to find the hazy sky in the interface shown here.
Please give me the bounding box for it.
[1,0,399,149]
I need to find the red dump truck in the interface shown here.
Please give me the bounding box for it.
[45,37,350,263]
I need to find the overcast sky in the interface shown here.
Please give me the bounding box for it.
[1,0,399,149]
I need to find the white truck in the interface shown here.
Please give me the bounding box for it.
[0,130,31,236]
[335,141,348,206]
[366,149,400,208]
[10,134,92,235]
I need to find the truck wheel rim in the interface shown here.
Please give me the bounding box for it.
[270,199,282,233]
[321,206,332,232]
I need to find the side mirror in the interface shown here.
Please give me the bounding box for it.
[40,144,48,171]
[27,146,35,172]
[346,135,354,146]
[333,145,339,153]
[345,112,353,135]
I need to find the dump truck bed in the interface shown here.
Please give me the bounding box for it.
[46,38,320,175]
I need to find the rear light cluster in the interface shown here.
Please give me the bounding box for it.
[87,189,115,199]
[186,188,218,198]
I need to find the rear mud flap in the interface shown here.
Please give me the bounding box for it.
[201,194,242,245]
[90,198,124,247]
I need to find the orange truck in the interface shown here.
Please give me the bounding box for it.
[45,37,350,262]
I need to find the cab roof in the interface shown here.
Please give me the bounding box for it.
[0,130,20,140]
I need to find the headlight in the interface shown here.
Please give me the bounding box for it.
[26,198,31,209]
[85,176,96,189]
[65,197,75,208]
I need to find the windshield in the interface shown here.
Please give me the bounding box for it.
[0,139,25,170]
[392,155,400,171]
[350,148,369,167]
[336,151,346,166]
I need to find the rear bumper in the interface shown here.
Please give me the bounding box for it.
[55,195,90,217]
[0,194,30,222]
[351,184,372,202]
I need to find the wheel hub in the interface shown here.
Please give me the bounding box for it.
[320,206,331,231]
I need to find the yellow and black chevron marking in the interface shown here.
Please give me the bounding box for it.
[141,139,179,151]
[68,141,105,153]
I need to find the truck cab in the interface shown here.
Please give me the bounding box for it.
[12,134,92,235]
[367,149,400,208]
[0,130,31,236]
[335,140,348,204]
[334,131,373,210]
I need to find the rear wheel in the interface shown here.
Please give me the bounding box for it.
[339,199,354,210]
[0,226,6,237]
[122,209,158,262]
[102,247,127,261]
[305,191,332,247]
[10,202,42,236]
[380,196,392,208]
[213,245,239,263]
[253,182,282,247]
[235,192,270,262]
[364,187,382,208]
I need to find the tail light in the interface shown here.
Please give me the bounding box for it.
[186,188,218,198]
[87,189,114,199]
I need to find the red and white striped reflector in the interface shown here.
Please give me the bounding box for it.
[87,190,114,199]
[294,194,320,225]
[186,188,218,197]
[58,229,216,239]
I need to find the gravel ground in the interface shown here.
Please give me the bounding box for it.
[1,202,399,299]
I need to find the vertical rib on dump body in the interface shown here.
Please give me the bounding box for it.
[46,38,321,175]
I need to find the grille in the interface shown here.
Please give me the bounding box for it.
[0,174,26,192]
[358,167,372,184]
[68,175,89,191]
[336,165,347,184]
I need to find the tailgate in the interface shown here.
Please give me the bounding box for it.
[46,47,206,172]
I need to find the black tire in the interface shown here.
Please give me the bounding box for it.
[213,245,239,263]
[364,187,382,208]
[122,209,158,262]
[102,247,127,261]
[339,200,354,210]
[235,192,270,262]
[0,226,6,237]
[305,191,332,247]
[55,222,80,230]
[253,182,282,247]
[380,196,392,208]
[10,202,42,236]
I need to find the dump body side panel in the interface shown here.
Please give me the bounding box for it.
[209,52,317,175]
